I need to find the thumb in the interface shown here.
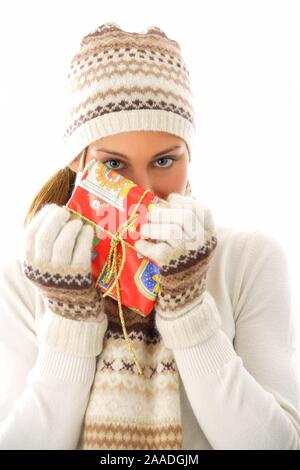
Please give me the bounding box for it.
[135,239,166,266]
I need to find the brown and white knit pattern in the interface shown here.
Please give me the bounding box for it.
[23,261,105,323]
[77,295,182,450]
[156,236,218,315]
[63,22,196,166]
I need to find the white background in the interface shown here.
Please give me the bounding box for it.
[0,1,299,358]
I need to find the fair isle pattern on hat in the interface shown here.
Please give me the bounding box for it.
[63,22,196,165]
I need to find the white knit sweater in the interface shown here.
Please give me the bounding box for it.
[0,223,299,450]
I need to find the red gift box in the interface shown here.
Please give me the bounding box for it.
[64,159,166,375]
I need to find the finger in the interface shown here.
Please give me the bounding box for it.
[24,204,60,262]
[147,206,192,224]
[71,223,95,268]
[165,194,205,229]
[167,193,206,225]
[141,222,184,246]
[51,218,84,266]
[167,197,214,238]
[167,192,194,208]
[179,204,214,245]
[35,206,71,263]
[147,206,204,243]
[135,239,168,265]
[203,206,216,234]
[147,206,198,239]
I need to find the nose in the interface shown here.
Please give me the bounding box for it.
[131,173,152,192]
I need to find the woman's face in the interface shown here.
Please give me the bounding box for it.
[71,131,190,200]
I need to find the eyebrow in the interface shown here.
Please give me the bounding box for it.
[94,145,183,160]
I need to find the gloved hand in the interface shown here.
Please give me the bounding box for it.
[135,192,221,348]
[23,203,106,324]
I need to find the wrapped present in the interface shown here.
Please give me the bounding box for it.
[65,159,167,375]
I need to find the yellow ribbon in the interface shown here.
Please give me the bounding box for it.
[66,188,152,376]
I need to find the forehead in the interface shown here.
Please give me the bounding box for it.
[90,131,185,148]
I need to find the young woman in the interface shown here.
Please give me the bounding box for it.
[0,22,300,450]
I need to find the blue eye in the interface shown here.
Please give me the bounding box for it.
[154,157,175,168]
[104,160,124,170]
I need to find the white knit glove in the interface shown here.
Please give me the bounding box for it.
[135,193,221,349]
[23,203,107,324]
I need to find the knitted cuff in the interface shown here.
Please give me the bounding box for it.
[29,346,97,383]
[155,290,222,350]
[37,308,108,357]
[173,328,237,376]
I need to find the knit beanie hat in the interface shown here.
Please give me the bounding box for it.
[62,22,196,168]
